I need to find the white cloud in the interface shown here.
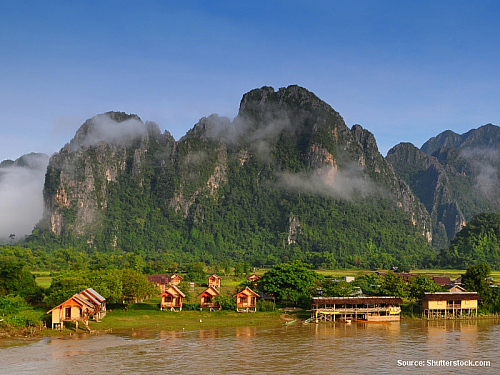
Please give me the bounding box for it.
[0,154,49,238]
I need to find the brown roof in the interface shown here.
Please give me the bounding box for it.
[311,296,403,305]
[161,285,186,298]
[148,274,171,284]
[234,287,260,298]
[423,292,480,301]
[47,294,96,314]
[198,286,220,298]
[431,276,452,286]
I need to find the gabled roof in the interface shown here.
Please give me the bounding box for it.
[444,284,466,292]
[47,294,96,314]
[198,286,220,298]
[85,288,106,302]
[80,288,106,306]
[170,273,183,280]
[80,290,101,306]
[247,274,261,281]
[208,273,222,280]
[234,287,259,298]
[161,284,186,298]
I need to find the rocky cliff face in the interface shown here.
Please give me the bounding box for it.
[36,86,435,268]
[42,112,175,237]
[387,124,500,249]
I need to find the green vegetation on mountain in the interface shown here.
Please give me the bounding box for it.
[440,213,500,269]
[387,124,500,250]
[23,86,436,271]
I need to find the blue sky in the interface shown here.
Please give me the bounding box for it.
[2,0,500,162]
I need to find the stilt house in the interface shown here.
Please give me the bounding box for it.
[160,285,186,311]
[234,287,259,312]
[422,292,479,318]
[46,294,95,331]
[207,274,222,289]
[198,286,221,310]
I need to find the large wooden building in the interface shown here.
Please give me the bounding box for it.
[160,285,186,311]
[422,292,479,319]
[311,296,403,322]
[234,287,259,312]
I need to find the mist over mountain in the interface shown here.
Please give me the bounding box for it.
[4,85,498,269]
[387,124,500,250]
[23,86,435,269]
[0,153,49,240]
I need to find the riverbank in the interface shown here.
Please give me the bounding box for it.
[0,303,303,339]
[89,309,286,333]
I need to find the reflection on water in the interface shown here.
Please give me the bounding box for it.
[1,320,499,374]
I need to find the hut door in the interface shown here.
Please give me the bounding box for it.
[65,307,71,318]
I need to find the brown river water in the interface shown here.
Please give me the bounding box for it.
[0,319,499,374]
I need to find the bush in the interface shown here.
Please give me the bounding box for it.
[0,295,44,327]
[214,294,236,311]
[257,300,275,311]
[182,303,201,311]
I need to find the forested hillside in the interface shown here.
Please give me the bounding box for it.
[25,85,436,270]
[387,124,500,250]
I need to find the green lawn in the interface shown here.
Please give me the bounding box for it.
[88,297,283,333]
[33,272,53,289]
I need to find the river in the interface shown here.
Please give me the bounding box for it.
[0,319,498,374]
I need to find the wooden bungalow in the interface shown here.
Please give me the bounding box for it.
[247,274,261,283]
[79,288,106,321]
[234,287,259,312]
[422,292,479,319]
[311,296,403,322]
[170,273,183,286]
[198,286,221,311]
[47,294,96,331]
[207,273,222,289]
[160,285,186,311]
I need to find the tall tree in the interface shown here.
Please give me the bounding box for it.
[260,261,321,305]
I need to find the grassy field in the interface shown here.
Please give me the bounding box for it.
[33,268,500,291]
[33,272,53,289]
[83,297,285,333]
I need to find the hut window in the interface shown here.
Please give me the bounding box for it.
[65,307,71,318]
[204,297,211,303]
[239,297,247,303]
[165,296,173,302]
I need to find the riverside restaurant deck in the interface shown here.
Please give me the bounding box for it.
[311,296,403,322]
